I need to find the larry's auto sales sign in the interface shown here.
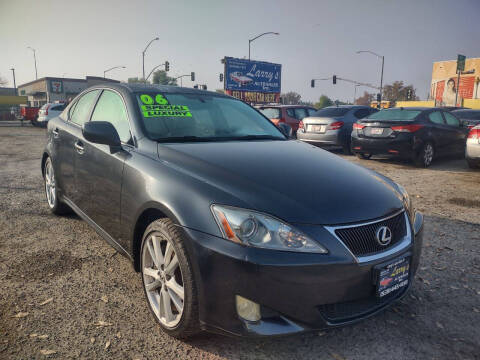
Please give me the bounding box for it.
[224,57,281,93]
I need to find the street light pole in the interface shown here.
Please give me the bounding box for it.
[27,46,38,79]
[248,32,279,60]
[354,84,361,104]
[10,68,17,95]
[357,50,384,101]
[104,66,126,78]
[142,37,159,83]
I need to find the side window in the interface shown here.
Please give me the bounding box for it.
[90,90,131,143]
[353,108,370,119]
[294,108,308,120]
[307,108,317,116]
[444,112,460,127]
[286,108,295,118]
[428,111,445,125]
[70,90,100,126]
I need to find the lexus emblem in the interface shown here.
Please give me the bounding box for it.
[375,226,392,246]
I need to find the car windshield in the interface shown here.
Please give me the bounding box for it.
[259,107,281,119]
[366,109,421,121]
[311,107,350,117]
[136,92,285,142]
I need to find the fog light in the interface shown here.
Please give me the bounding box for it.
[235,295,261,322]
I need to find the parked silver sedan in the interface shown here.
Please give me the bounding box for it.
[466,125,480,169]
[296,105,377,154]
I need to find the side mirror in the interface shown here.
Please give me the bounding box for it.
[277,123,293,138]
[83,121,121,151]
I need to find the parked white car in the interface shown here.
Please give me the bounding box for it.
[466,125,480,169]
[36,103,67,127]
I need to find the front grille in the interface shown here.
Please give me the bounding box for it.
[334,212,406,257]
[318,287,407,323]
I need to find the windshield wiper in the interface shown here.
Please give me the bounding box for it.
[154,136,217,143]
[225,135,285,141]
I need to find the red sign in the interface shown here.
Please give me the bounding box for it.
[225,90,280,104]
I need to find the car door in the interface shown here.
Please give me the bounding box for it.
[75,89,132,240]
[285,108,298,130]
[426,111,450,156]
[443,111,468,155]
[56,90,101,202]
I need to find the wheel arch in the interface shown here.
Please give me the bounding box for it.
[41,151,50,178]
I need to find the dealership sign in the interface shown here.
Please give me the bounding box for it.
[224,57,281,103]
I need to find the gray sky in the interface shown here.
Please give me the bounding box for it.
[1,0,479,102]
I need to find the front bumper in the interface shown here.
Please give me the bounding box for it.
[181,211,424,337]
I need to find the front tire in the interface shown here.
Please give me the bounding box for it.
[140,218,200,339]
[43,157,71,215]
[414,142,434,167]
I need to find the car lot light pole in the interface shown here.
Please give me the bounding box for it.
[142,37,159,83]
[27,46,38,80]
[249,32,279,60]
[104,66,126,78]
[353,84,361,104]
[357,50,384,101]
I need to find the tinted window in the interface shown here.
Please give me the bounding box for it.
[293,108,308,120]
[286,108,295,117]
[444,112,460,127]
[51,104,66,111]
[137,93,284,141]
[367,109,421,121]
[91,90,131,143]
[312,107,350,117]
[70,90,100,126]
[259,107,281,119]
[307,108,317,116]
[353,108,370,119]
[428,111,444,125]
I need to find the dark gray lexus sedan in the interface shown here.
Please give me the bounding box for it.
[42,83,424,339]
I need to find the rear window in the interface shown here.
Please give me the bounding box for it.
[311,107,350,117]
[453,110,480,120]
[51,104,66,111]
[366,109,421,121]
[260,107,281,119]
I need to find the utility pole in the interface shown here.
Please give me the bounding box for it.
[142,37,159,83]
[27,46,38,79]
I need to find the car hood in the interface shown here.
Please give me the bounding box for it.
[157,140,403,225]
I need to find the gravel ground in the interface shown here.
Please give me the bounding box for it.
[1,126,479,360]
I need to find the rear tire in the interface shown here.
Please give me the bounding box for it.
[140,218,200,339]
[414,142,434,168]
[467,159,479,169]
[355,153,372,160]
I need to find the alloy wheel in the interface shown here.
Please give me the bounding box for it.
[45,158,56,208]
[142,234,184,328]
[424,144,434,166]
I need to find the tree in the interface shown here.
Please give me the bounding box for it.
[281,91,302,105]
[315,95,333,109]
[152,70,177,86]
[0,75,8,86]
[355,91,374,106]
[382,81,419,102]
[127,77,149,84]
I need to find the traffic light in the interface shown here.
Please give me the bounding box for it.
[377,93,381,102]
[311,79,315,88]
[191,72,195,81]
[333,75,337,84]
[165,61,170,71]
[219,73,224,82]
[406,88,412,100]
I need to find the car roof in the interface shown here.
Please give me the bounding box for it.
[322,105,370,109]
[259,104,315,108]
[452,109,480,113]
[86,83,231,98]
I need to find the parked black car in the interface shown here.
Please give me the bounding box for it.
[42,84,423,338]
[351,107,469,167]
[451,109,480,129]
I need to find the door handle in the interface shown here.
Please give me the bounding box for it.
[74,141,84,154]
[52,128,59,138]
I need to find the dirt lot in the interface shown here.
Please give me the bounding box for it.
[1,126,479,360]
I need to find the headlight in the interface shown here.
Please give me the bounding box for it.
[211,205,328,253]
[395,183,413,219]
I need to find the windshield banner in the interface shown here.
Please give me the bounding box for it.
[224,57,281,94]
